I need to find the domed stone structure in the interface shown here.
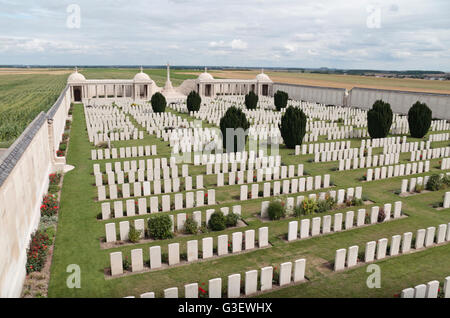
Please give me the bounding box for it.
[133,67,152,82]
[255,69,272,82]
[197,68,214,81]
[68,67,86,83]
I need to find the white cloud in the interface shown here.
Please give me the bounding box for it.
[230,39,247,50]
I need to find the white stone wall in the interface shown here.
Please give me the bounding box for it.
[272,83,347,106]
[348,87,450,120]
[0,86,71,297]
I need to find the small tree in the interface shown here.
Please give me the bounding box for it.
[128,225,142,243]
[184,216,198,234]
[274,90,289,111]
[186,90,202,112]
[147,214,173,240]
[367,100,393,138]
[225,212,239,227]
[408,101,432,138]
[219,106,250,153]
[150,92,166,113]
[244,91,258,110]
[267,200,286,220]
[208,211,226,231]
[279,106,307,149]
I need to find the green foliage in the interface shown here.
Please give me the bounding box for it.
[274,90,288,111]
[219,106,250,152]
[367,100,393,138]
[267,200,286,220]
[150,92,166,113]
[225,212,239,227]
[244,91,258,110]
[208,211,226,231]
[415,184,424,193]
[128,225,142,243]
[58,143,67,151]
[408,101,432,138]
[351,198,363,206]
[296,198,318,216]
[147,214,173,240]
[26,229,52,273]
[317,197,336,213]
[426,174,442,191]
[279,106,307,149]
[186,90,201,112]
[184,216,198,234]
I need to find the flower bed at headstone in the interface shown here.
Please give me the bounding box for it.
[26,230,52,273]
[40,194,59,217]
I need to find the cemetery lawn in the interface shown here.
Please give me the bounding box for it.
[47,102,450,298]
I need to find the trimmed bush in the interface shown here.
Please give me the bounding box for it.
[244,91,258,110]
[426,174,443,191]
[274,90,288,111]
[367,100,393,138]
[184,217,198,234]
[408,101,432,138]
[186,90,202,112]
[225,212,239,227]
[267,200,286,220]
[150,92,166,113]
[208,211,226,231]
[147,214,173,240]
[128,225,142,243]
[279,106,307,149]
[219,106,250,153]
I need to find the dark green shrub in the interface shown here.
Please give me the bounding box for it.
[351,198,363,206]
[244,91,258,110]
[274,90,288,111]
[367,100,393,138]
[317,197,336,213]
[279,106,307,149]
[426,174,443,191]
[186,90,201,112]
[184,216,198,234]
[59,143,67,151]
[267,200,286,220]
[219,106,250,153]
[128,225,142,243]
[408,101,432,138]
[225,212,239,227]
[147,214,173,240]
[150,92,166,113]
[208,211,226,231]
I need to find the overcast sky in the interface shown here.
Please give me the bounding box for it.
[0,0,449,71]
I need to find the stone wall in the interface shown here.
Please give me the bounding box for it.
[0,85,71,297]
[347,87,450,120]
[272,83,347,106]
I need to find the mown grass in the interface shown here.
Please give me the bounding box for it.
[47,100,450,298]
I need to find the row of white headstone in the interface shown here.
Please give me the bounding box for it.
[96,176,202,198]
[296,140,351,155]
[206,158,283,175]
[410,147,450,162]
[104,204,242,233]
[428,132,450,142]
[94,157,184,174]
[287,202,403,242]
[156,258,306,298]
[110,227,269,276]
[99,188,215,211]
[91,145,157,160]
[334,223,450,271]
[401,276,450,298]
[400,175,431,194]
[441,158,450,170]
[339,153,399,171]
[365,160,430,181]
[239,174,331,201]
